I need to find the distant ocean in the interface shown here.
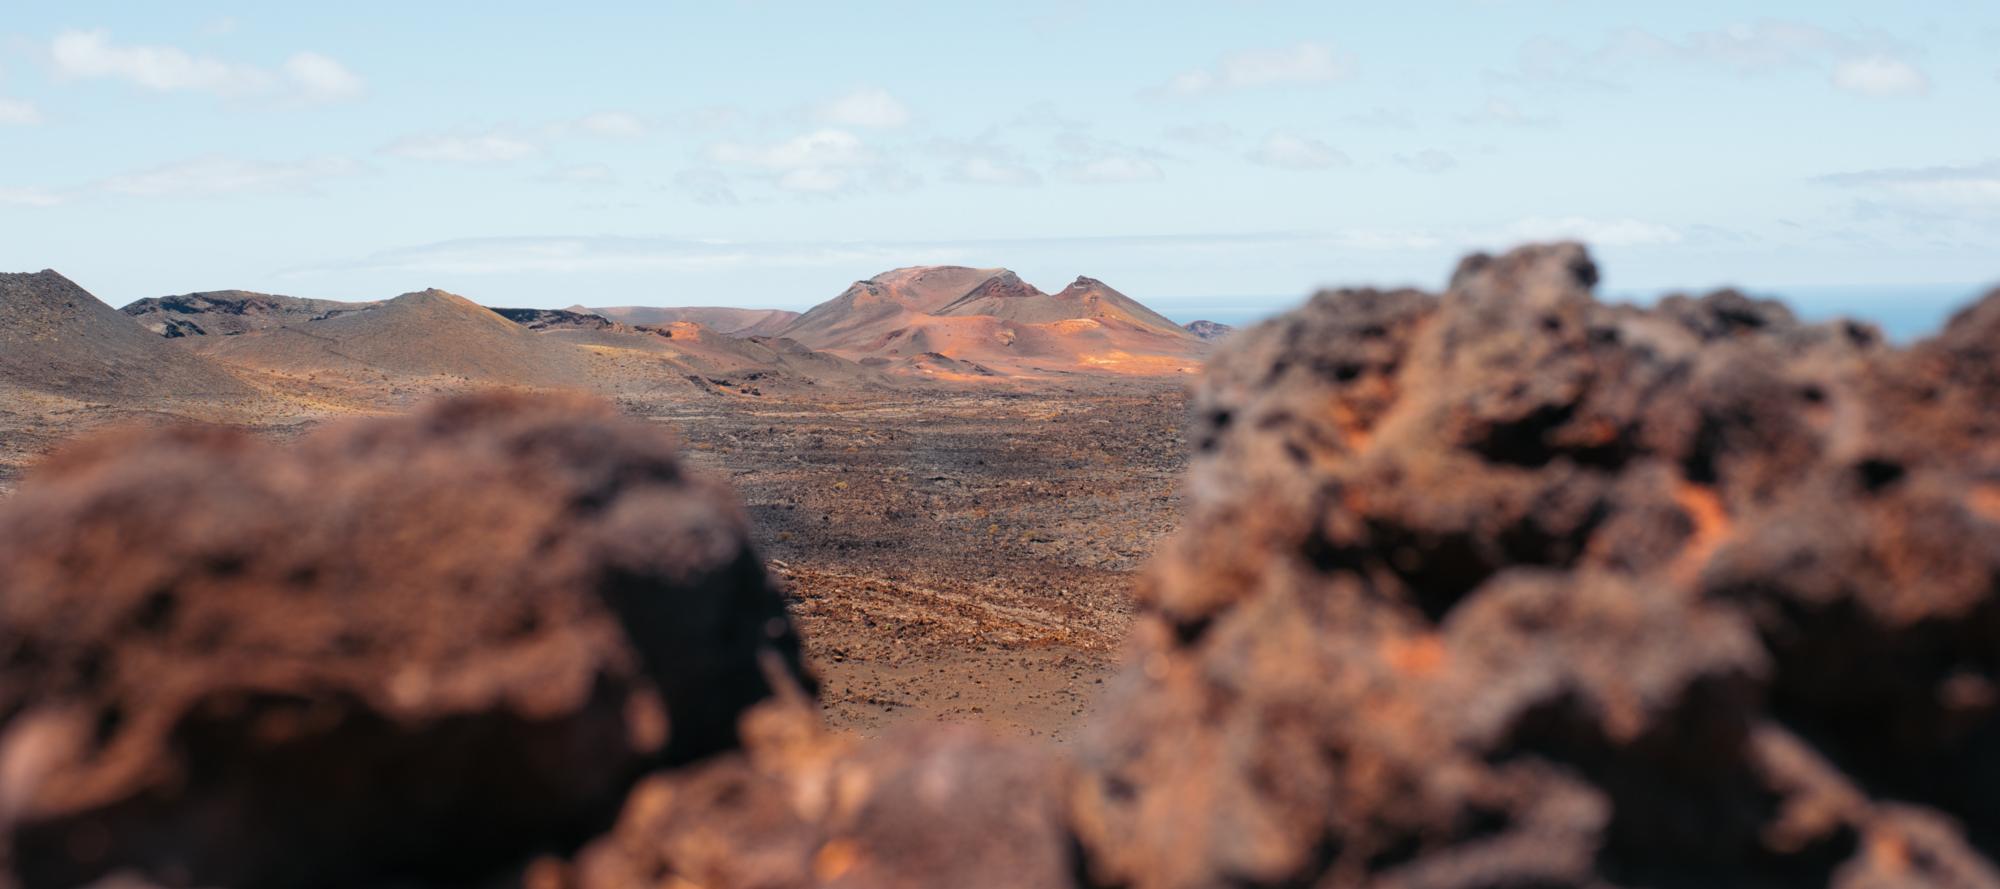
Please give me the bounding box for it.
[1159,283,1990,344]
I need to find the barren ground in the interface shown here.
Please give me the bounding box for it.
[0,379,1191,742]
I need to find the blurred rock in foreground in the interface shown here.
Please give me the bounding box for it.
[0,393,806,888]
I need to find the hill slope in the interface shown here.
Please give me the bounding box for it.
[775,266,1005,352]
[0,270,248,399]
[201,288,591,387]
[121,291,379,338]
[570,306,801,337]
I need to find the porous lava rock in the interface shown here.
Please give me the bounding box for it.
[1075,243,2000,889]
[0,392,807,888]
[567,701,1078,889]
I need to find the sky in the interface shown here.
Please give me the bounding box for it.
[1,1,1995,335]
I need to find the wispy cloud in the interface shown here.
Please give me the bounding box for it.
[675,168,740,205]
[1817,160,2000,213]
[1246,132,1349,170]
[1830,55,1930,97]
[540,163,617,186]
[1154,41,1356,97]
[1494,21,1931,99]
[814,87,911,128]
[50,29,363,104]
[281,52,364,102]
[1049,129,1169,184]
[384,131,540,164]
[1456,97,1555,127]
[97,156,362,198]
[931,139,1042,187]
[1059,156,1164,184]
[0,187,66,207]
[0,97,42,126]
[1396,149,1458,174]
[707,128,914,194]
[3,154,362,206]
[1489,216,1685,247]
[1162,122,1241,147]
[571,111,647,138]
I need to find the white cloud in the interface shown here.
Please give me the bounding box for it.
[1345,107,1417,129]
[1500,22,1931,101]
[0,153,362,206]
[1831,55,1930,97]
[96,155,361,198]
[675,169,739,205]
[815,87,911,128]
[1605,21,1841,74]
[542,163,616,186]
[1396,149,1458,174]
[385,132,540,163]
[1818,161,2000,211]
[708,128,906,193]
[1493,216,1685,247]
[53,29,264,93]
[0,98,42,126]
[0,187,65,207]
[1060,156,1165,184]
[1247,132,1349,170]
[50,30,363,104]
[1457,97,1554,127]
[575,111,647,138]
[931,139,1042,187]
[1162,122,1240,147]
[1158,41,1356,97]
[713,129,868,170]
[952,156,1042,186]
[282,52,364,102]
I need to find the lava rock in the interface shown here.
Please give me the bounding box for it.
[0,392,808,888]
[570,703,1077,889]
[1076,243,2000,888]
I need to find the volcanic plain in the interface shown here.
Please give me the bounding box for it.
[0,265,1212,741]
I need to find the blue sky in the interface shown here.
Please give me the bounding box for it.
[1,1,1995,333]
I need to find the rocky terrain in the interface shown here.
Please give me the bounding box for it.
[3,243,1998,888]
[0,272,250,402]
[119,291,378,338]
[195,288,596,388]
[575,305,803,337]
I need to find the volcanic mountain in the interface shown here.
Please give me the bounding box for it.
[200,288,590,387]
[775,266,1007,352]
[121,291,379,338]
[775,266,1206,376]
[0,270,248,400]
[935,273,1187,335]
[568,305,800,337]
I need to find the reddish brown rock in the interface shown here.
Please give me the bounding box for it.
[0,392,807,888]
[1076,244,2000,888]
[569,702,1077,889]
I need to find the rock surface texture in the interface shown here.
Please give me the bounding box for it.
[0,393,806,888]
[1078,243,2000,889]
